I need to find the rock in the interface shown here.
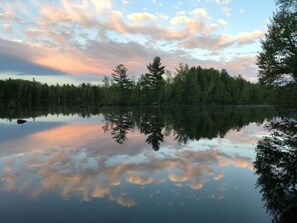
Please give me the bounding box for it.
[17,119,27,124]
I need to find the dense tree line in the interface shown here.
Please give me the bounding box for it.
[0,78,102,107]
[0,58,274,107]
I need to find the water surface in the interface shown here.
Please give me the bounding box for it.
[0,106,295,223]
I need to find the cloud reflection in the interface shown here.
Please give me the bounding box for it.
[0,117,261,207]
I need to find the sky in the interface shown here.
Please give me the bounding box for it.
[0,0,277,85]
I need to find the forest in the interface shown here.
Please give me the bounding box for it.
[0,61,282,107]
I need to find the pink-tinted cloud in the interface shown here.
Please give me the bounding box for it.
[0,1,266,82]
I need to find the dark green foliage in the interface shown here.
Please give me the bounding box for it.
[0,78,102,107]
[254,118,297,223]
[257,0,297,105]
[257,10,297,85]
[168,66,271,105]
[111,64,132,105]
[146,56,166,103]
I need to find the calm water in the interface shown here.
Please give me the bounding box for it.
[0,106,296,223]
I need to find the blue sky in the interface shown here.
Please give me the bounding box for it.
[0,0,277,84]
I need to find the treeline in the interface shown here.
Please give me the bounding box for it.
[0,79,101,107]
[0,58,275,106]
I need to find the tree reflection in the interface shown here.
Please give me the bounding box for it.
[254,118,297,223]
[138,111,164,151]
[101,106,277,151]
[102,109,134,144]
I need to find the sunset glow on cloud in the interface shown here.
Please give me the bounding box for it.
[0,0,276,83]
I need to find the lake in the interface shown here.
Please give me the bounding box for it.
[0,106,296,223]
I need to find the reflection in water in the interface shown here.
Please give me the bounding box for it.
[103,110,134,144]
[254,118,297,223]
[102,106,275,150]
[138,111,165,151]
[0,106,291,222]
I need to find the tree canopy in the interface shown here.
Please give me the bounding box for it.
[276,0,297,11]
[257,10,297,85]
[257,2,297,85]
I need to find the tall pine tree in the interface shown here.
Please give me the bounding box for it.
[146,57,165,103]
[112,64,131,105]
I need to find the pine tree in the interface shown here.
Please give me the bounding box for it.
[146,56,165,103]
[112,64,132,105]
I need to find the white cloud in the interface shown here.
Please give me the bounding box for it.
[222,7,232,17]
[176,10,186,16]
[237,29,264,44]
[217,18,228,28]
[177,29,264,50]
[156,13,169,20]
[208,0,231,4]
[89,0,111,13]
[3,23,12,31]
[127,12,157,23]
[239,9,245,14]
[192,8,208,18]
[171,15,193,25]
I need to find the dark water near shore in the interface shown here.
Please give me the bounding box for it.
[0,106,296,223]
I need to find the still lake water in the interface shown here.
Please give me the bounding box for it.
[0,106,296,223]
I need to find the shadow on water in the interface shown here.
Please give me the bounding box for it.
[254,118,297,223]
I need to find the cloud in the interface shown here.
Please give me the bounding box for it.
[176,10,186,16]
[109,195,136,207]
[127,12,157,23]
[38,1,100,28]
[126,176,153,185]
[190,182,204,190]
[237,29,264,44]
[192,8,208,18]
[89,0,111,13]
[92,184,110,198]
[3,23,12,31]
[217,18,228,28]
[0,1,265,82]
[178,29,263,51]
[239,9,245,14]
[214,172,224,180]
[222,7,232,17]
[0,39,65,76]
[209,0,231,4]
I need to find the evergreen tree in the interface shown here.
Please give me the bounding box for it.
[146,56,166,103]
[257,9,297,85]
[111,64,131,105]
